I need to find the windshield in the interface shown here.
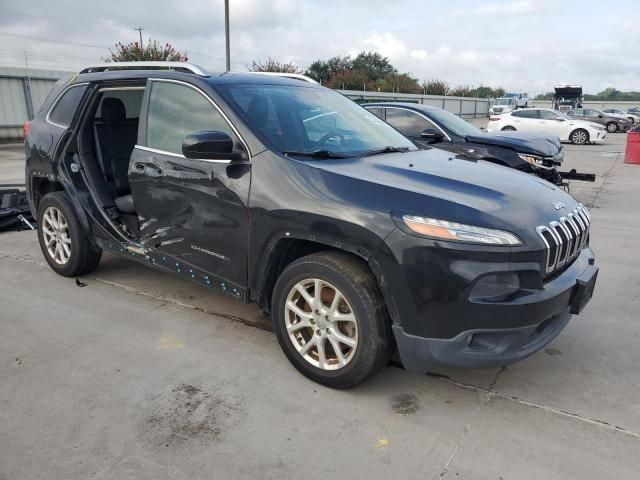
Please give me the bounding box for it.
[217,84,416,156]
[492,98,512,106]
[425,108,480,137]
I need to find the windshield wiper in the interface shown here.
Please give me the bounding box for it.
[361,146,410,157]
[282,149,353,159]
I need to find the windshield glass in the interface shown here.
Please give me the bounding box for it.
[492,98,512,106]
[425,108,480,137]
[217,84,416,155]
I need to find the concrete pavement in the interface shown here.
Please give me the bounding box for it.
[1,133,639,478]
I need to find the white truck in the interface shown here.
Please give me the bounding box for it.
[504,92,529,108]
[489,93,530,115]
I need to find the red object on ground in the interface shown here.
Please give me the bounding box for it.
[22,121,30,138]
[625,129,640,164]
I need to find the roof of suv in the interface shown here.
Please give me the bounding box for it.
[74,62,319,87]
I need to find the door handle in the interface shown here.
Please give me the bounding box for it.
[134,162,145,171]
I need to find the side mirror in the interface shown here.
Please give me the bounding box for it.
[598,114,604,118]
[555,117,565,121]
[420,128,445,142]
[182,131,242,160]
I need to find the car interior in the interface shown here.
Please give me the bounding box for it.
[76,87,145,236]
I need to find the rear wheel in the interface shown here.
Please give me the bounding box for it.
[272,252,392,388]
[501,126,516,131]
[37,192,102,277]
[606,122,618,133]
[570,128,589,145]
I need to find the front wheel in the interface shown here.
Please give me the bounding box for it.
[501,126,517,131]
[271,252,392,388]
[570,128,589,145]
[606,122,618,133]
[37,192,102,277]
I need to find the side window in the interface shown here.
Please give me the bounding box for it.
[146,81,234,155]
[48,85,87,128]
[385,108,435,136]
[365,107,385,120]
[572,109,584,116]
[584,109,598,117]
[512,110,539,119]
[540,110,561,120]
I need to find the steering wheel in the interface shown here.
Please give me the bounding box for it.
[316,130,345,148]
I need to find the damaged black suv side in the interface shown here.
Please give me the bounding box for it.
[25,63,598,388]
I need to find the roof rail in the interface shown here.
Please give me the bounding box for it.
[79,61,208,76]
[251,72,319,84]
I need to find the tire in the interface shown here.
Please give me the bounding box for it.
[37,192,102,277]
[271,251,392,389]
[570,128,589,145]
[606,122,618,133]
[501,126,517,131]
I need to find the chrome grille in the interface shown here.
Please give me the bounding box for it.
[536,203,590,275]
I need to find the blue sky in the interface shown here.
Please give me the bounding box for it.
[0,0,638,94]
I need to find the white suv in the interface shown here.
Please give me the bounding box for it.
[487,108,607,145]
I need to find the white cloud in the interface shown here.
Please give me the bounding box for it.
[461,0,544,16]
[362,32,408,59]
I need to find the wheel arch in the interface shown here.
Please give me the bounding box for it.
[255,236,399,327]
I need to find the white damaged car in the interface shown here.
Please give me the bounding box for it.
[487,108,607,145]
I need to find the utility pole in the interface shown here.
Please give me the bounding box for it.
[135,26,144,48]
[224,0,230,71]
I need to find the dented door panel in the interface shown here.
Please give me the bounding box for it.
[128,146,250,287]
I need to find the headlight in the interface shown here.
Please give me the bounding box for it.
[400,215,523,245]
[517,153,545,166]
[594,125,606,131]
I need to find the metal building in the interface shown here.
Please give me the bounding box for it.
[0,67,70,141]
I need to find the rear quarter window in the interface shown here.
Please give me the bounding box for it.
[47,85,87,128]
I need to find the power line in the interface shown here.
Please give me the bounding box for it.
[0,31,109,49]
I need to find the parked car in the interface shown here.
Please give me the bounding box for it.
[602,108,640,125]
[24,62,598,388]
[568,108,629,133]
[488,108,607,144]
[489,97,517,115]
[363,102,564,185]
[553,85,583,112]
[504,92,530,108]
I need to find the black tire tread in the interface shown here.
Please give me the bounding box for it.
[37,192,102,277]
[272,251,392,388]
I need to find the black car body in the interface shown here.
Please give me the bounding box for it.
[363,102,564,185]
[24,63,598,387]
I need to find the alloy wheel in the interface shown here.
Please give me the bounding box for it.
[42,206,72,265]
[607,123,617,133]
[572,130,587,144]
[284,278,358,371]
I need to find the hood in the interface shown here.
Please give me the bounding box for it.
[568,119,603,130]
[305,148,578,236]
[465,131,561,157]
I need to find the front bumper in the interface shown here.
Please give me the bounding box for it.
[377,230,597,372]
[592,131,607,143]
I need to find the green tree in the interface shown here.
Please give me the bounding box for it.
[351,51,397,81]
[248,57,302,73]
[305,55,353,84]
[422,79,449,96]
[105,40,188,62]
[449,85,471,97]
[326,69,373,91]
[377,73,421,93]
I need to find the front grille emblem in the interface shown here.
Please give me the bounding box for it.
[552,201,566,210]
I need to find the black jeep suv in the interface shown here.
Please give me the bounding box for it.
[25,62,598,388]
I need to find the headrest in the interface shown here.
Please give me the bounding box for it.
[101,97,126,122]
